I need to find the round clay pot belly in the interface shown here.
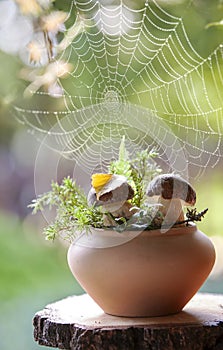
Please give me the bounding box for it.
[67,224,215,317]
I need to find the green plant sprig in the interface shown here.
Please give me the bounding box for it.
[29,177,103,241]
[108,136,132,180]
[130,149,161,207]
[108,136,161,208]
[175,208,208,226]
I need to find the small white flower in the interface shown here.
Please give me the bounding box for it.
[40,11,67,34]
[21,60,72,97]
[27,40,44,64]
[20,31,57,66]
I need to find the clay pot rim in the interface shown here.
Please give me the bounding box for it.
[88,223,197,238]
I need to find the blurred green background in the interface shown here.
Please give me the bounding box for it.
[0,0,223,349]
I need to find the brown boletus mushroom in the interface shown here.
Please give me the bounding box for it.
[146,174,196,226]
[87,174,135,226]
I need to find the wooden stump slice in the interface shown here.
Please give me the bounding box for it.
[33,293,223,350]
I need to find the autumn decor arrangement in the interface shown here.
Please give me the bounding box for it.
[30,138,215,317]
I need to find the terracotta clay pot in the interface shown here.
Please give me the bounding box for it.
[67,224,215,317]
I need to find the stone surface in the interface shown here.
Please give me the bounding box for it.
[33,293,223,349]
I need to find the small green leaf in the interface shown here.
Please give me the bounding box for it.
[119,135,129,162]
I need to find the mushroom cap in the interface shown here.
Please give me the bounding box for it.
[88,174,134,207]
[146,174,196,205]
[87,187,104,207]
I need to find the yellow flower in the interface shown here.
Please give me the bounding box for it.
[91,174,113,194]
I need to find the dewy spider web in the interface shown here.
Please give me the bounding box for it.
[16,0,223,183]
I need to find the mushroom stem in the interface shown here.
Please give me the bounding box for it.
[158,197,185,226]
[102,201,136,227]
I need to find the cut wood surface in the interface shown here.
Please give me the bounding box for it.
[33,293,223,350]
